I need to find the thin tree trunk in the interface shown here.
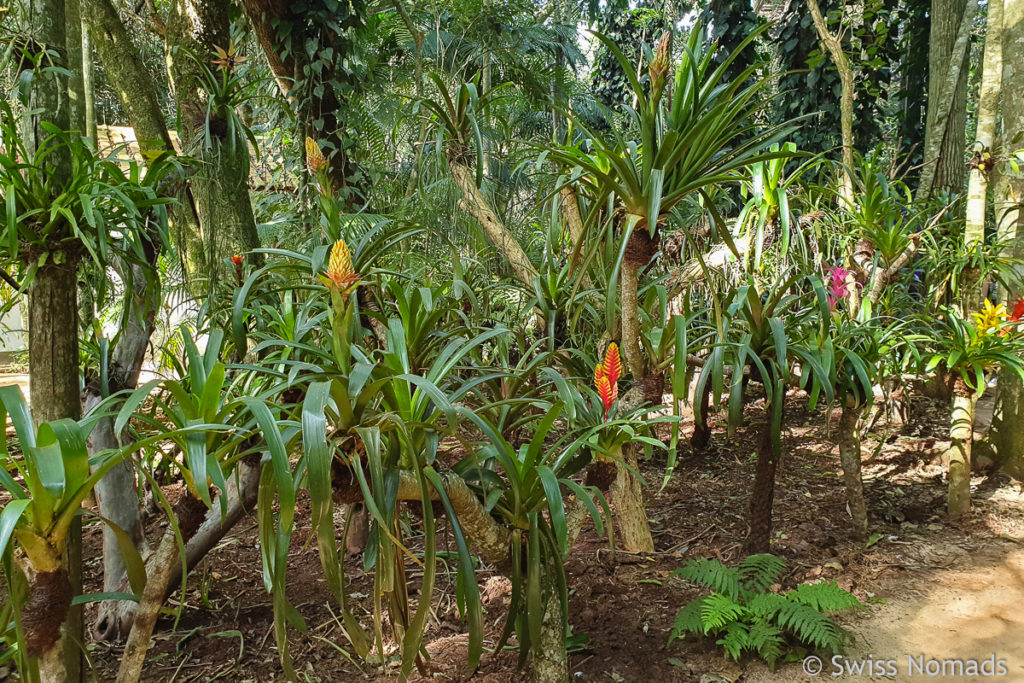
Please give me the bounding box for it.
[86,255,160,641]
[962,0,1002,315]
[946,382,976,518]
[838,400,868,538]
[691,375,712,451]
[620,260,644,379]
[610,442,655,552]
[806,0,854,204]
[66,0,86,134]
[527,491,589,682]
[608,384,654,553]
[82,26,97,144]
[991,1,1024,477]
[114,527,178,683]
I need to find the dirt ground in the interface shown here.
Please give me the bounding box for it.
[5,385,1024,682]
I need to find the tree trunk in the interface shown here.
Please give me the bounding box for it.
[529,577,569,683]
[24,0,83,666]
[80,0,187,640]
[29,260,83,683]
[691,375,712,451]
[806,0,854,204]
[745,407,782,555]
[946,381,977,518]
[917,0,977,200]
[66,0,86,134]
[114,527,179,683]
[449,162,539,289]
[610,442,654,552]
[620,260,644,379]
[82,26,97,144]
[838,400,868,538]
[991,0,1024,478]
[81,0,174,153]
[240,0,361,205]
[85,255,160,641]
[166,0,261,282]
[527,490,589,682]
[963,0,1002,315]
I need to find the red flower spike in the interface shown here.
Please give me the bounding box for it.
[230,254,243,266]
[1012,297,1024,323]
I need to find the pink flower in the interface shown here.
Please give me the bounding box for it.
[827,266,852,309]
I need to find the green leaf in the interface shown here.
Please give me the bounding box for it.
[0,499,29,558]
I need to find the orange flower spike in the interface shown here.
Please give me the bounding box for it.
[603,343,621,400]
[594,362,605,387]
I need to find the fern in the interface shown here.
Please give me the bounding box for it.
[670,554,861,667]
[739,554,786,594]
[748,621,785,668]
[700,593,746,631]
[717,621,750,661]
[773,600,844,651]
[787,581,864,614]
[669,596,705,644]
[673,557,744,600]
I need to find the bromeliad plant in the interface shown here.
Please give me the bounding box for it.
[547,23,798,552]
[0,383,230,682]
[695,271,833,553]
[228,236,614,681]
[821,314,913,537]
[548,21,797,380]
[921,302,1024,517]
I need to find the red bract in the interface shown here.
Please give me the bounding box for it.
[1012,297,1024,323]
[230,254,243,266]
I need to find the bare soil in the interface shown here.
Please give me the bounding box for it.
[6,387,1024,682]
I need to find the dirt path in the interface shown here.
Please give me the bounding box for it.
[744,526,1024,682]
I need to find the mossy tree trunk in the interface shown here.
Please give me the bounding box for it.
[81,0,187,640]
[166,0,261,283]
[23,0,84,679]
